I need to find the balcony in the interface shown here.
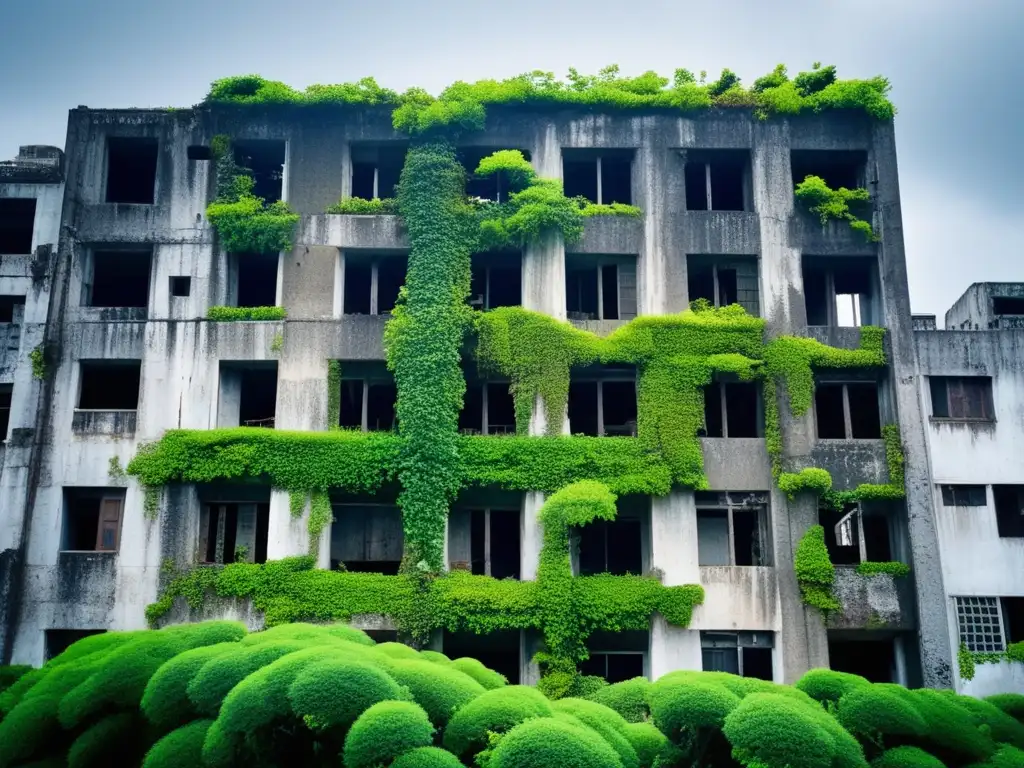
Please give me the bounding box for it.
[827,565,916,630]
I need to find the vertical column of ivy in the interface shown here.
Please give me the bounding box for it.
[385,142,475,570]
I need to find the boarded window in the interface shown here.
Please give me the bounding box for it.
[929,377,993,420]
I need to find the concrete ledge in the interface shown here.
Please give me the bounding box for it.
[692,566,778,631]
[77,204,210,245]
[810,440,888,489]
[300,214,408,250]
[71,410,137,438]
[701,438,772,490]
[792,210,876,256]
[573,217,642,255]
[569,318,628,337]
[682,211,761,255]
[828,565,916,630]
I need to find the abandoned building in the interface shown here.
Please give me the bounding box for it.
[0,89,1017,697]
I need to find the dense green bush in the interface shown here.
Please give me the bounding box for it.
[206,305,286,321]
[587,677,651,723]
[487,716,623,768]
[553,698,639,768]
[987,693,1024,723]
[141,642,238,731]
[723,693,839,768]
[0,665,31,696]
[443,685,552,759]
[836,686,926,749]
[67,712,147,768]
[342,700,434,768]
[390,746,465,768]
[623,722,670,768]
[287,657,409,733]
[797,668,870,707]
[142,719,213,768]
[327,196,399,214]
[386,659,486,726]
[451,656,509,689]
[870,745,945,768]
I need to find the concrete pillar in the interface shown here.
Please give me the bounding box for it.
[636,141,669,316]
[266,489,309,559]
[520,491,545,581]
[216,368,241,428]
[650,620,701,679]
[235,504,257,563]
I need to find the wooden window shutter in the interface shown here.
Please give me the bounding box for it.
[96,497,123,552]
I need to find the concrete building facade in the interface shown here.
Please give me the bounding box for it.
[0,101,988,693]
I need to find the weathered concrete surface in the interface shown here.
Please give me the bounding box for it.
[828,566,916,630]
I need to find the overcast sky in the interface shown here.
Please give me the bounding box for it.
[2,0,1021,317]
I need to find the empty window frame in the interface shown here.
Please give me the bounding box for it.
[233,140,285,203]
[687,255,759,315]
[993,297,1024,316]
[342,255,408,315]
[803,257,878,327]
[0,198,36,253]
[459,147,531,202]
[469,508,521,579]
[170,276,191,297]
[459,381,516,435]
[821,503,894,565]
[577,497,645,576]
[330,504,403,574]
[78,361,141,410]
[814,382,881,439]
[239,367,277,427]
[929,377,994,421]
[236,252,279,308]
[993,486,1024,538]
[187,145,213,161]
[701,381,761,438]
[565,256,638,321]
[45,630,105,661]
[563,150,633,205]
[470,253,522,310]
[0,295,25,322]
[696,492,772,566]
[106,137,158,204]
[62,488,125,552]
[791,150,867,191]
[568,375,638,437]
[684,150,750,212]
[0,384,10,442]
[580,630,647,683]
[87,250,151,308]
[200,502,270,564]
[701,631,774,680]
[337,376,397,432]
[351,143,408,201]
[940,485,988,507]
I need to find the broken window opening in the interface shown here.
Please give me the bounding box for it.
[170,276,191,298]
[940,485,987,507]
[470,508,521,579]
[62,488,124,552]
[821,503,893,565]
[445,630,522,684]
[701,382,761,438]
[233,140,285,203]
[343,255,408,316]
[187,145,213,161]
[343,261,372,315]
[339,380,364,429]
[929,376,994,421]
[1003,597,1024,644]
[696,492,772,567]
[0,198,36,254]
[562,151,633,205]
[566,257,637,321]
[200,502,269,564]
[45,629,106,661]
[106,137,158,204]
[569,381,599,436]
[89,250,151,308]
[803,258,876,327]
[569,376,638,437]
[351,144,408,201]
[330,504,403,574]
[376,256,407,314]
[0,384,11,442]
[0,296,25,323]
[337,373,397,432]
[237,252,278,308]
[828,637,895,683]
[701,632,773,679]
[239,367,277,427]
[459,383,484,435]
[487,383,516,435]
[687,255,759,316]
[814,382,881,440]
[470,255,522,310]
[684,151,749,212]
[78,361,141,410]
[577,501,644,576]
[992,486,1024,538]
[791,150,867,191]
[993,297,1024,316]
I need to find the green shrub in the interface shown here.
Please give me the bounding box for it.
[443,685,553,760]
[950,692,1024,748]
[723,693,837,768]
[0,665,31,696]
[375,641,424,660]
[450,656,508,689]
[386,659,485,726]
[206,305,286,321]
[908,688,994,764]
[649,678,739,744]
[986,693,1024,723]
[553,698,639,768]
[794,175,875,241]
[142,719,213,768]
[418,650,452,665]
[342,700,434,768]
[870,745,945,768]
[487,716,623,768]
[474,150,537,191]
[320,623,377,646]
[587,677,650,723]
[141,642,238,731]
[287,657,408,733]
[0,694,66,768]
[326,197,399,214]
[390,746,464,768]
[67,712,146,768]
[623,722,670,768]
[206,180,299,254]
[836,687,926,746]
[187,641,310,716]
[987,744,1024,768]
[796,669,870,707]
[855,562,911,578]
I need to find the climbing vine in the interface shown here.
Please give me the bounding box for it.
[794,174,876,242]
[326,197,399,214]
[326,360,341,430]
[794,525,841,614]
[207,306,286,321]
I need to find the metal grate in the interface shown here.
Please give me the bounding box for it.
[955,596,1005,652]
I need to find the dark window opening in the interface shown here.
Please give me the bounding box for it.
[803,259,875,327]
[460,383,483,434]
[90,250,151,308]
[338,375,396,431]
[45,629,105,661]
[62,489,124,552]
[581,653,644,684]
[941,485,987,507]
[578,518,642,575]
[187,145,213,161]
[601,265,620,320]
[330,504,403,574]
[239,367,277,427]
[567,268,599,318]
[470,255,522,310]
[685,163,708,211]
[1003,598,1024,643]
[569,381,599,436]
[0,384,11,442]
[822,504,861,565]
[603,381,637,436]
[233,140,285,203]
[202,502,269,564]
[993,486,1024,538]
[365,630,398,643]
[701,632,773,679]
[929,376,993,420]
[0,296,25,323]
[601,157,632,205]
[445,630,521,685]
[563,152,632,205]
[727,383,758,438]
[488,383,516,435]
[345,561,400,575]
[791,150,866,191]
[78,362,141,410]
[204,504,237,563]
[255,504,270,564]
[804,266,829,326]
[848,383,881,438]
[470,508,521,580]
[352,144,408,200]
[106,137,158,204]
[702,384,724,438]
[696,494,771,567]
[733,507,765,566]
[717,269,738,306]
[352,163,375,200]
[687,256,759,315]
[685,151,748,212]
[344,262,372,315]
[340,380,364,429]
[0,198,36,254]
[828,638,895,683]
[742,647,773,680]
[564,158,598,202]
[237,252,278,308]
[863,514,892,562]
[377,257,407,314]
[697,509,729,565]
[367,383,397,431]
[993,297,1024,316]
[170,276,191,297]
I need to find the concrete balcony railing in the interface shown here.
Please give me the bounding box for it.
[681,211,761,255]
[810,439,890,489]
[827,565,916,630]
[791,209,876,257]
[71,409,137,437]
[300,214,408,250]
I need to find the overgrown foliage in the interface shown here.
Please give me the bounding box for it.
[794,526,841,614]
[326,197,399,215]
[794,174,877,242]
[206,306,286,321]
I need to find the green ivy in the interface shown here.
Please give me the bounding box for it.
[855,562,911,578]
[270,332,284,353]
[959,643,977,682]
[326,360,341,430]
[778,468,833,499]
[580,202,642,218]
[308,491,332,552]
[962,641,1024,678]
[326,197,399,215]
[794,175,877,242]
[143,486,161,520]
[29,344,46,380]
[206,306,286,321]
[794,525,840,613]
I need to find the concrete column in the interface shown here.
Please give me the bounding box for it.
[636,141,670,316]
[520,491,545,581]
[266,489,309,559]
[235,504,257,563]
[275,353,329,432]
[216,368,241,428]
[650,619,701,679]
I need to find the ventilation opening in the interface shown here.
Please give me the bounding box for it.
[239,367,277,427]
[90,250,151,308]
[445,630,521,684]
[487,383,516,434]
[45,629,105,661]
[106,137,158,204]
[993,297,1024,316]
[828,638,895,683]
[377,256,407,313]
[237,253,278,307]
[0,198,36,254]
[201,502,270,564]
[685,150,749,211]
[170,276,191,297]
[687,255,760,315]
[0,384,11,442]
[351,143,408,200]
[0,296,25,323]
[470,508,521,579]
[344,261,372,315]
[330,504,403,574]
[459,147,532,202]
[78,362,141,410]
[993,486,1024,538]
[578,517,642,575]
[603,381,637,436]
[848,383,881,438]
[187,145,213,161]
[562,151,633,205]
[62,489,124,552]
[470,254,522,309]
[791,150,867,191]
[233,140,285,202]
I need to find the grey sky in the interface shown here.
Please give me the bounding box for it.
[2,0,1021,316]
